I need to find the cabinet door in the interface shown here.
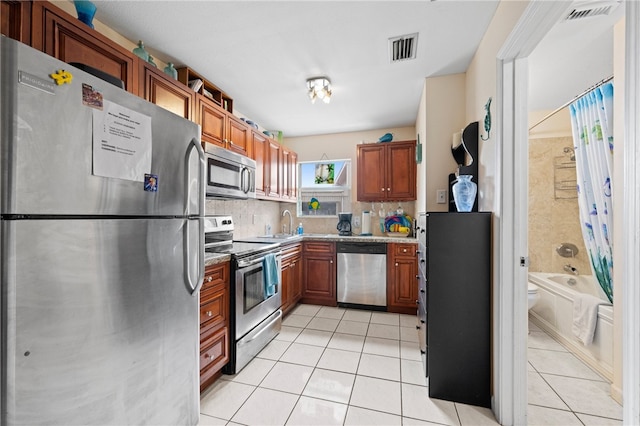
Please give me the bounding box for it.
[32,2,137,93]
[140,62,193,120]
[387,142,416,201]
[1,0,32,44]
[357,145,386,201]
[227,115,250,157]
[387,251,418,314]
[302,242,336,306]
[280,255,293,314]
[281,148,291,200]
[267,139,281,199]
[289,151,298,200]
[198,96,226,148]
[251,131,269,197]
[291,253,303,302]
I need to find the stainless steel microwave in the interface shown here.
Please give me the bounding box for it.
[204,143,256,199]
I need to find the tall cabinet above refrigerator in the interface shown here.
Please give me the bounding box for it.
[418,212,492,408]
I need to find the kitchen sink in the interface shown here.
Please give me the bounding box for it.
[259,233,295,239]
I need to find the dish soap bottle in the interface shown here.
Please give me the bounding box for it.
[297,223,304,235]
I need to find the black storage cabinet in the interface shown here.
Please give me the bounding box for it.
[425,212,491,408]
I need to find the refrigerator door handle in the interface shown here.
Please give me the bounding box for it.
[184,137,206,295]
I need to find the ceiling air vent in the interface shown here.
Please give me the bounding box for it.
[564,0,621,21]
[389,33,418,63]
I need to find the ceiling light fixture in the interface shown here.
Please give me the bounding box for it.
[307,77,332,104]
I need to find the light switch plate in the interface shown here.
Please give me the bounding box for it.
[437,189,447,204]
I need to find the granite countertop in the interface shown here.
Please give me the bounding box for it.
[235,234,417,245]
[204,252,231,267]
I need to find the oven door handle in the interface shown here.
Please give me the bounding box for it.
[241,309,282,345]
[237,253,280,269]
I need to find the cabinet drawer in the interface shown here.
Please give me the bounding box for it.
[202,262,229,293]
[303,241,335,254]
[281,242,302,259]
[200,327,228,381]
[393,243,416,257]
[200,288,227,333]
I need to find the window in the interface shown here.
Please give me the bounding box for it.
[297,159,351,217]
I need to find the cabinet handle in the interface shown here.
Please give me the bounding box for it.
[229,140,234,145]
[403,248,407,253]
[206,311,213,317]
[420,289,425,293]
[205,353,212,359]
[207,276,213,282]
[420,350,426,355]
[395,262,398,267]
[421,320,426,324]
[330,260,333,264]
[381,188,385,192]
[416,325,420,330]
[387,187,391,191]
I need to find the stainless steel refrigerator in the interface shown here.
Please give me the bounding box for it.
[1,37,205,424]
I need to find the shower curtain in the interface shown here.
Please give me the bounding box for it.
[569,82,614,303]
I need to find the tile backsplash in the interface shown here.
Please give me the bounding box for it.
[205,199,416,238]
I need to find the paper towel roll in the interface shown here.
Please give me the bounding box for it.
[361,211,372,235]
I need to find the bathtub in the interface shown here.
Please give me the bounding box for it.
[528,272,613,381]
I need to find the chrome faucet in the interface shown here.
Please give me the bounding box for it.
[282,209,293,235]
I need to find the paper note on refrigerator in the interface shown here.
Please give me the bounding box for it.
[92,100,152,182]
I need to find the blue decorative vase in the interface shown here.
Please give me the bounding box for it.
[73,0,97,29]
[452,175,477,212]
[132,40,149,62]
[163,62,178,79]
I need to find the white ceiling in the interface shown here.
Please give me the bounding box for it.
[93,1,500,137]
[528,1,624,112]
[90,0,622,138]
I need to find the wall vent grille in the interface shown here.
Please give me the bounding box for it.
[389,33,418,62]
[564,1,620,21]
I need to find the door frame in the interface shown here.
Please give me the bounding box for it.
[493,1,640,425]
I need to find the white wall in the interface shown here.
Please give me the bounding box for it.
[465,1,530,212]
[415,74,467,213]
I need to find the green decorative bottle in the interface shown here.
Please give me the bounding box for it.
[132,40,149,62]
[147,55,157,68]
[163,62,178,79]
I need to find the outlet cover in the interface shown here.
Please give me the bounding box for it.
[437,189,447,204]
[353,216,361,228]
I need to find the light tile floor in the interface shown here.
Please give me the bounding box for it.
[199,304,622,425]
[527,320,622,425]
[200,304,496,425]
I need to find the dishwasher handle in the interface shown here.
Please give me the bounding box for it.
[336,242,386,254]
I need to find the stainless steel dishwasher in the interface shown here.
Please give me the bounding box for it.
[337,242,387,307]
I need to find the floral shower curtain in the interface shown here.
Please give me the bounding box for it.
[569,82,614,303]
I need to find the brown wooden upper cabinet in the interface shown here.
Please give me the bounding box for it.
[198,96,250,157]
[30,1,138,94]
[1,1,32,44]
[138,61,194,120]
[357,140,417,202]
[251,130,281,200]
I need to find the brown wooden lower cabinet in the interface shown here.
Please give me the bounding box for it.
[281,242,302,315]
[200,261,230,392]
[301,241,336,306]
[386,243,419,314]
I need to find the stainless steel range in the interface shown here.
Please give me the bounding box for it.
[203,216,282,374]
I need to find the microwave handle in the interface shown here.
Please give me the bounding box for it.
[241,166,249,194]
